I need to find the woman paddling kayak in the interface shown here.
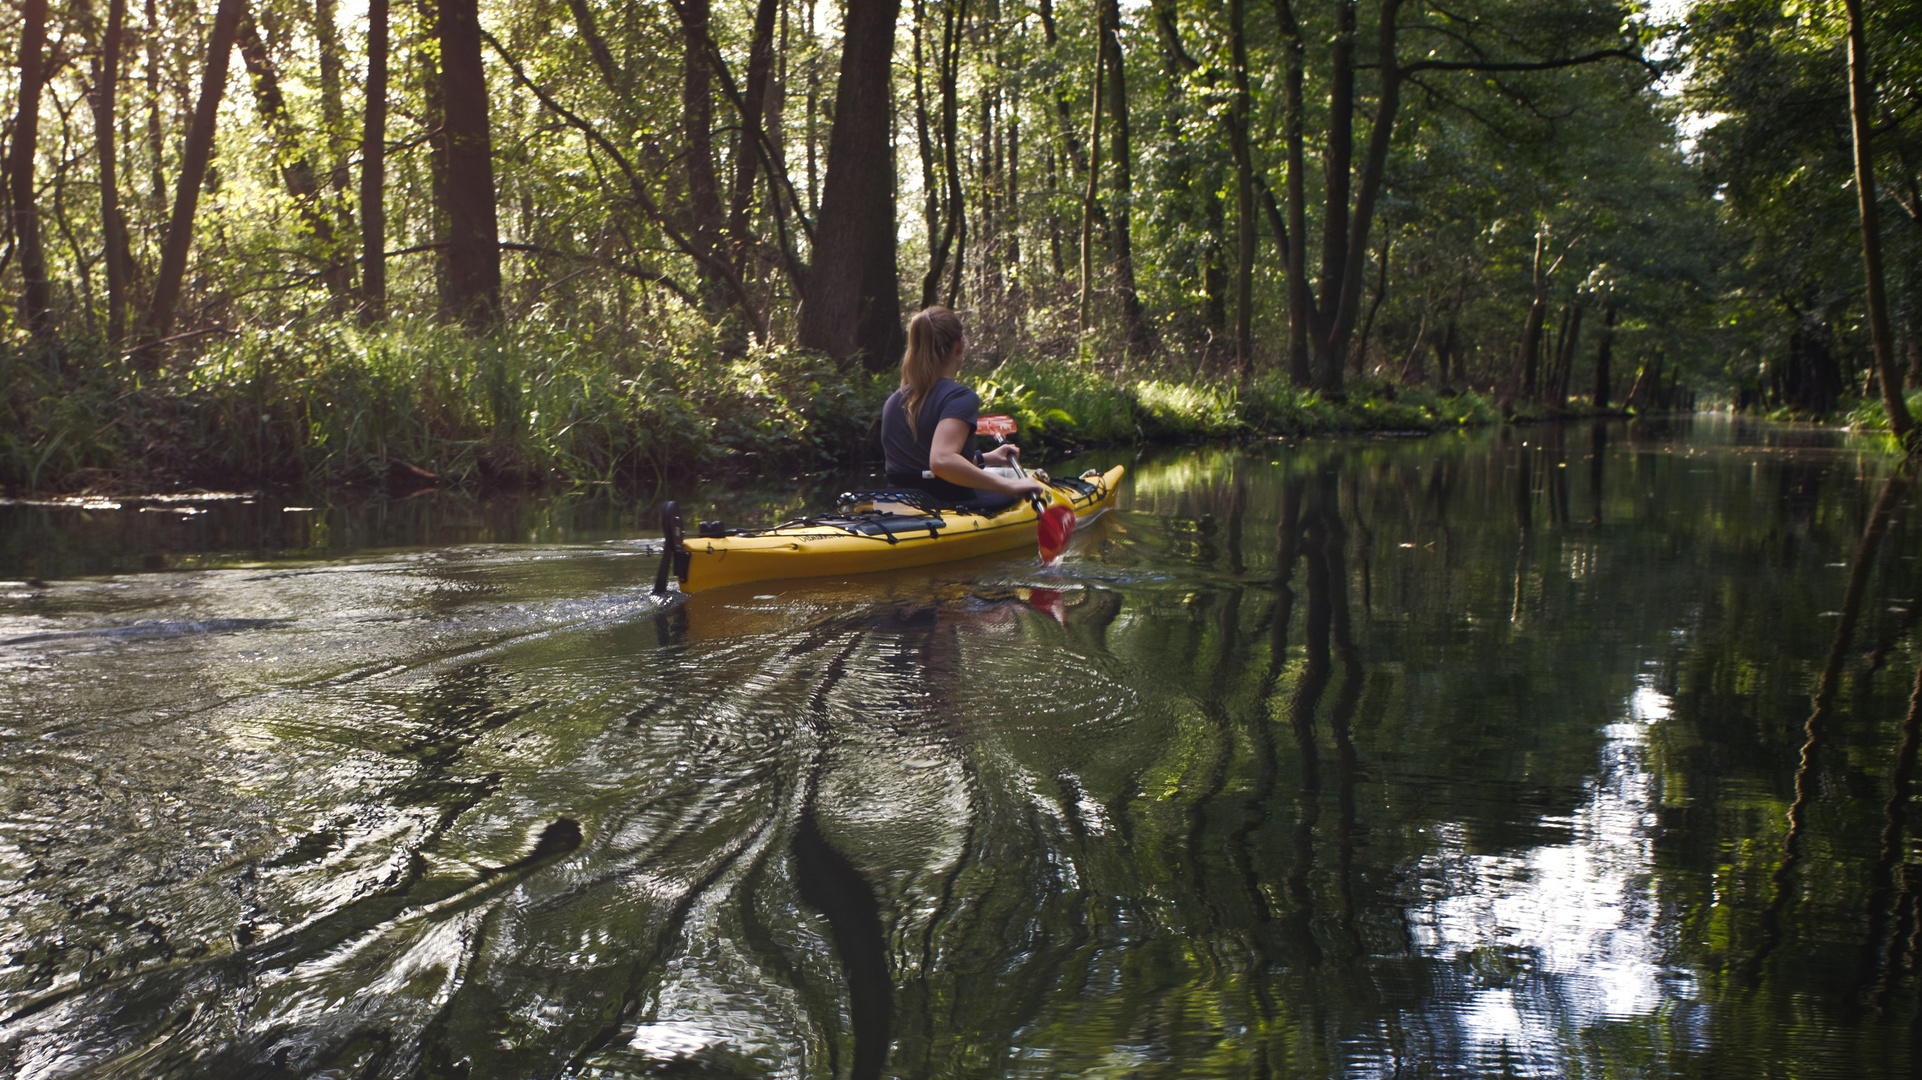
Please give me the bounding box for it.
[650,304,1122,594]
[881,306,1047,512]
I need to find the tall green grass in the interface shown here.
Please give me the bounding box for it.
[1845,392,1922,444]
[979,361,1499,448]
[2,322,1504,493]
[170,318,884,487]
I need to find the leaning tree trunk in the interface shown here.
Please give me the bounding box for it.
[797,0,904,370]
[237,14,352,307]
[8,0,53,337]
[141,0,245,358]
[727,0,779,257]
[1627,350,1664,411]
[437,0,501,331]
[360,0,389,322]
[1844,0,1915,447]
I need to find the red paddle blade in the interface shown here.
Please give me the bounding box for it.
[1022,586,1067,623]
[1038,504,1077,564]
[976,414,1018,441]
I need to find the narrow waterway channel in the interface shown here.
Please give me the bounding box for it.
[3,417,1919,1078]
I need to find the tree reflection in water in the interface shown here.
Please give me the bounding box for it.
[8,420,1922,1076]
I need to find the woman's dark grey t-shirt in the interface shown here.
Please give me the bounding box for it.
[881,378,979,479]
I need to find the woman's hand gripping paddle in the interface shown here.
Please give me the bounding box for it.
[979,415,1076,564]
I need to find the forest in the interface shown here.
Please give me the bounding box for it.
[1,0,1919,491]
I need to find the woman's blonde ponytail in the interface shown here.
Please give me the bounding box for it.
[900,306,965,437]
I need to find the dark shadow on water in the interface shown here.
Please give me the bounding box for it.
[791,808,892,1080]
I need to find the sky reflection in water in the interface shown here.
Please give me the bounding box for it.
[1405,677,1702,1074]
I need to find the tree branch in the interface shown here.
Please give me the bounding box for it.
[480,27,756,317]
[1399,47,1656,79]
[666,0,814,247]
[499,241,696,305]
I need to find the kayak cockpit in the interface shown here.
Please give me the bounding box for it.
[652,466,1126,595]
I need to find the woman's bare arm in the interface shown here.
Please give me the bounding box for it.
[929,417,1045,497]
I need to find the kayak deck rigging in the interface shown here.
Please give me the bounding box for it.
[653,465,1125,594]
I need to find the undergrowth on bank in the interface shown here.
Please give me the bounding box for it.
[3,321,1508,494]
[1844,392,1922,437]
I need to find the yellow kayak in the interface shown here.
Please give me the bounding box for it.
[654,465,1126,594]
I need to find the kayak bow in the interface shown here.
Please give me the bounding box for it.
[654,465,1124,594]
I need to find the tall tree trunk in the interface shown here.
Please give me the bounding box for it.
[1844,0,1915,447]
[1005,112,1021,317]
[140,0,245,357]
[1276,0,1312,386]
[1099,0,1148,358]
[974,87,995,315]
[797,0,903,369]
[237,14,352,306]
[1593,298,1616,408]
[1204,186,1228,341]
[918,0,966,309]
[911,0,940,306]
[1434,317,1457,386]
[8,0,54,337]
[86,0,133,344]
[676,0,729,317]
[1046,146,1065,277]
[1518,295,1546,398]
[1314,0,1357,389]
[360,0,388,322]
[1036,0,1086,175]
[1906,314,1921,390]
[1553,299,1583,408]
[1077,29,1105,333]
[1323,0,1406,388]
[1228,0,1255,370]
[437,0,501,330]
[1353,233,1391,378]
[804,0,820,216]
[143,0,166,224]
[1517,231,1548,398]
[418,35,455,318]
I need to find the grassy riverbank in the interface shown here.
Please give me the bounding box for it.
[3,320,1508,495]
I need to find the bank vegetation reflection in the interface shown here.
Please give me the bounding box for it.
[12,421,1922,1077]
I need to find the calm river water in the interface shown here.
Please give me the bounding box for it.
[3,417,1919,1078]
